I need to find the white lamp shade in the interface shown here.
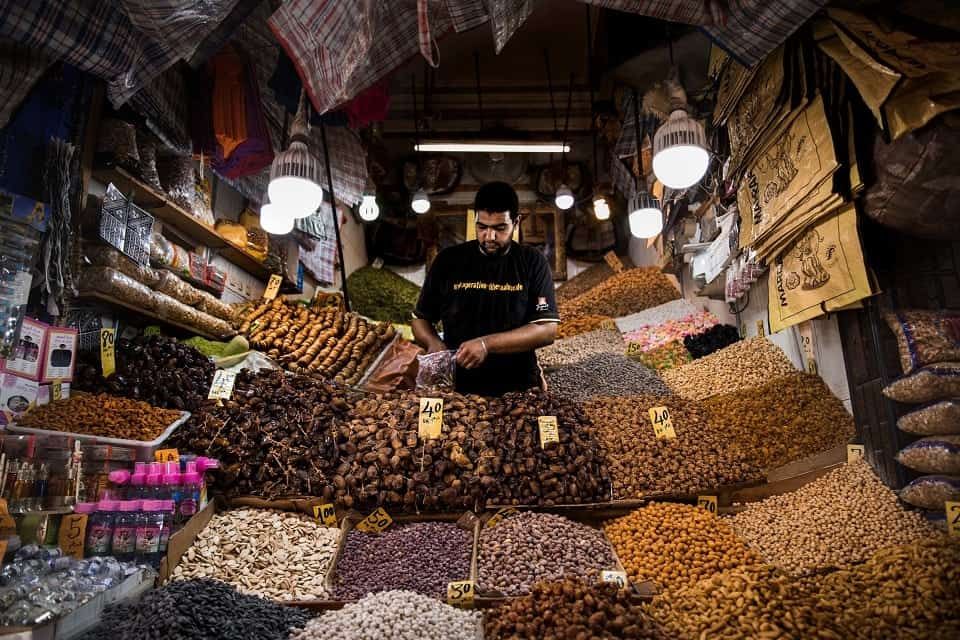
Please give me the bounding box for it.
[652,110,710,190]
[628,193,663,238]
[555,184,574,210]
[359,194,380,221]
[267,176,323,218]
[411,189,431,214]
[260,203,295,235]
[593,197,610,221]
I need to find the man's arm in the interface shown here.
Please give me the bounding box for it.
[456,322,557,369]
[412,318,448,353]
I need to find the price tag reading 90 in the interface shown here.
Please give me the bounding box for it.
[100,328,117,378]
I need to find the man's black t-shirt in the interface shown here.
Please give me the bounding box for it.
[414,240,560,396]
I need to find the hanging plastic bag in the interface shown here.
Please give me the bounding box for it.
[415,350,456,392]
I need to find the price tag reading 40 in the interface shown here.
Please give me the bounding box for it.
[538,416,560,447]
[648,407,677,440]
[100,328,117,378]
[447,580,475,607]
[313,503,338,527]
[418,397,444,439]
[599,570,628,589]
[354,507,392,533]
[946,501,960,538]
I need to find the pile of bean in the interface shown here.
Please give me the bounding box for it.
[346,265,421,325]
[170,509,339,601]
[79,579,311,640]
[338,388,610,511]
[661,337,796,400]
[684,323,741,359]
[478,511,618,595]
[605,503,763,592]
[730,459,939,575]
[331,522,472,599]
[558,313,615,339]
[545,353,669,403]
[556,258,634,303]
[615,299,700,333]
[536,328,625,369]
[17,393,183,441]
[169,369,350,499]
[74,335,215,411]
[703,372,854,471]
[585,396,762,498]
[485,578,668,639]
[560,267,680,319]
[291,590,481,640]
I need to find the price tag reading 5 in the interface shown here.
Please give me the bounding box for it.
[100,328,117,378]
[418,397,444,439]
[599,570,628,589]
[313,503,338,527]
[648,407,677,440]
[946,501,960,538]
[59,513,88,560]
[354,507,392,533]
[447,580,475,606]
[697,495,718,514]
[538,416,560,447]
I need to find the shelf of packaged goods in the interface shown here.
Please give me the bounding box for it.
[75,290,223,340]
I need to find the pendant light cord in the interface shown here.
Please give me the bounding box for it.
[632,87,645,196]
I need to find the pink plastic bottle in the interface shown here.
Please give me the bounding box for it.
[111,500,140,561]
[163,462,182,525]
[145,463,168,501]
[135,500,164,567]
[178,462,201,523]
[129,462,148,500]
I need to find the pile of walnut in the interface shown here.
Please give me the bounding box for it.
[239,296,395,385]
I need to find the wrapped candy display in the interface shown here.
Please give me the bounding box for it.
[623,311,719,353]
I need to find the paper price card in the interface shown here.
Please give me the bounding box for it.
[263,274,283,300]
[100,328,117,378]
[313,503,338,527]
[59,513,88,560]
[697,495,718,514]
[946,502,960,538]
[599,570,628,589]
[354,507,393,533]
[447,580,475,607]
[756,320,766,337]
[538,416,560,447]
[625,342,644,359]
[847,444,865,464]
[208,370,238,400]
[599,319,617,332]
[52,381,63,401]
[418,397,444,439]
[798,321,817,375]
[155,449,180,463]
[648,407,677,441]
[485,507,518,529]
[604,251,624,273]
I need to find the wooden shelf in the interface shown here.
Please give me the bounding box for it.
[76,290,223,339]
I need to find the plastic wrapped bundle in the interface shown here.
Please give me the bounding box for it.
[79,266,157,312]
[155,270,203,307]
[84,245,160,288]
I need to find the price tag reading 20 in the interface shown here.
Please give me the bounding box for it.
[418,397,444,439]
[447,580,475,607]
[648,406,677,441]
[946,501,960,538]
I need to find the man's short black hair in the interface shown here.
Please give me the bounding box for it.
[474,181,520,222]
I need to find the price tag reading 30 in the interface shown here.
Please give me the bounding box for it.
[538,416,559,447]
[649,407,677,440]
[354,507,393,533]
[946,501,960,538]
[100,328,117,378]
[599,570,628,589]
[418,397,444,439]
[447,580,475,607]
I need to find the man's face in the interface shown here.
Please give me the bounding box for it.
[475,210,514,255]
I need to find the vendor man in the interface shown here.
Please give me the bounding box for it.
[412,181,560,396]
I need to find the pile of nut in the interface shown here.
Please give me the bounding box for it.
[556,259,633,303]
[557,314,615,339]
[169,369,350,499]
[545,353,670,403]
[346,265,422,325]
[536,328,625,369]
[331,522,472,599]
[604,503,763,592]
[477,511,618,595]
[17,393,183,441]
[730,459,939,575]
[485,578,668,639]
[292,590,481,640]
[74,335,215,411]
[585,395,762,498]
[661,337,797,400]
[240,297,395,385]
[170,509,338,600]
[559,267,679,319]
[703,372,855,470]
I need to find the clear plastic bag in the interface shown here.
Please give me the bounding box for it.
[899,475,960,510]
[896,436,960,474]
[897,400,960,436]
[155,270,202,307]
[84,245,160,288]
[196,290,236,323]
[885,310,960,374]
[150,232,175,268]
[883,363,960,404]
[416,350,457,391]
[79,266,156,312]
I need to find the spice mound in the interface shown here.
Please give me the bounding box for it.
[16,393,182,441]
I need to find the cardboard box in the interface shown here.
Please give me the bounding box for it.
[0,318,48,381]
[40,328,77,383]
[0,373,38,425]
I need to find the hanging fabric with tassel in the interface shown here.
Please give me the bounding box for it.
[40,137,76,316]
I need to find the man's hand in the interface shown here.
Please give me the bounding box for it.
[456,337,488,369]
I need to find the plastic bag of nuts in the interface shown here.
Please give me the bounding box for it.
[897,435,960,474]
[897,399,960,435]
[885,310,960,373]
[415,350,456,391]
[899,474,960,510]
[883,362,960,404]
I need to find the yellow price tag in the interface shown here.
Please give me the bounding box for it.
[100,328,116,378]
[538,415,559,447]
[599,319,617,332]
[51,381,63,401]
[697,495,718,514]
[208,370,238,400]
[418,397,444,439]
[144,325,161,336]
[447,580,475,606]
[155,449,180,463]
[756,320,765,337]
[847,444,865,464]
[485,508,518,529]
[599,570,628,589]
[604,251,624,273]
[947,501,960,538]
[626,342,644,359]
[798,321,817,374]
[313,503,338,527]
[58,513,88,560]
[263,274,283,300]
[649,406,677,440]
[354,507,393,533]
